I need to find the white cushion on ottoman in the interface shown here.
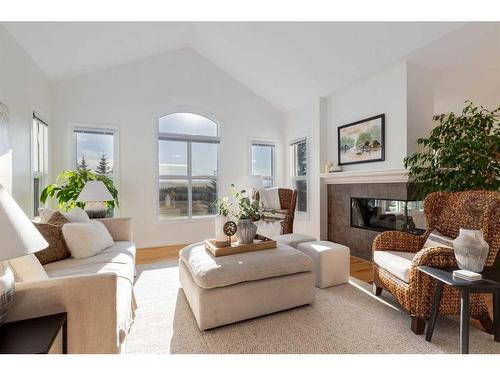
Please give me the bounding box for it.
[276,233,317,249]
[298,241,350,288]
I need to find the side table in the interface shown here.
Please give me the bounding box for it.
[418,266,500,354]
[0,312,67,354]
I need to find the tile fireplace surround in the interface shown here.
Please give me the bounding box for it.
[323,169,418,261]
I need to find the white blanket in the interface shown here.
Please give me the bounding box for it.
[259,188,281,210]
[256,220,282,240]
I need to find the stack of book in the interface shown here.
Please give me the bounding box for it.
[452,269,482,281]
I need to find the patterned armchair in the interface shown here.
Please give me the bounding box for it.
[372,190,500,334]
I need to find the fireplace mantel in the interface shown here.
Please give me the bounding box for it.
[320,168,409,184]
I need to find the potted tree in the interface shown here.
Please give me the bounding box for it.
[404,101,500,198]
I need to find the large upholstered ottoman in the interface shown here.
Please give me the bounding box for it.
[179,243,315,330]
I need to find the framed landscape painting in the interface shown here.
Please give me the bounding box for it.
[337,114,385,165]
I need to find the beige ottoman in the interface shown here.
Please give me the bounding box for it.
[297,241,350,288]
[275,233,317,249]
[179,243,315,330]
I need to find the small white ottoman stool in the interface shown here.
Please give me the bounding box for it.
[275,233,317,249]
[297,241,350,288]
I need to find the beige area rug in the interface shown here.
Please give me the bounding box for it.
[126,261,500,354]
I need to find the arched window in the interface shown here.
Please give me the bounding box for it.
[158,112,219,219]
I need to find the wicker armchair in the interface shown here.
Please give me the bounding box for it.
[372,190,500,334]
[277,188,297,234]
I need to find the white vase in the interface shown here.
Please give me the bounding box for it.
[236,219,257,244]
[214,214,229,242]
[452,229,489,273]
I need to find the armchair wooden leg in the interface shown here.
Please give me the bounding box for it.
[372,283,382,296]
[411,316,426,335]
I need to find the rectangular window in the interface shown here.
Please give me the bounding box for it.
[251,142,275,188]
[158,137,218,219]
[32,114,48,216]
[290,138,307,214]
[74,128,115,178]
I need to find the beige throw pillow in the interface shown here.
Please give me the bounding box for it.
[62,221,114,259]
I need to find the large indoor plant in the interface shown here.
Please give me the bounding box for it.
[404,101,500,198]
[230,184,262,244]
[40,169,119,211]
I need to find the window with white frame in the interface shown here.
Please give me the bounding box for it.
[74,128,115,178]
[32,114,48,217]
[251,142,275,188]
[290,138,307,213]
[158,112,219,219]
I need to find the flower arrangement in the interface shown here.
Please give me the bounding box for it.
[215,196,232,217]
[230,184,262,221]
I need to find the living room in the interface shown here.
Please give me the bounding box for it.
[1,0,499,371]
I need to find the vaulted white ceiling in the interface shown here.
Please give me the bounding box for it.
[3,22,466,111]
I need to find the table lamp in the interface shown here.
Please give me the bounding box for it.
[0,184,48,325]
[76,180,113,219]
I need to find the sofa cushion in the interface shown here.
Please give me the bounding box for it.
[373,251,416,283]
[180,242,314,289]
[34,222,71,265]
[62,221,114,259]
[43,241,136,284]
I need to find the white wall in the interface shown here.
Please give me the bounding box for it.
[327,62,408,171]
[0,26,52,209]
[52,48,285,248]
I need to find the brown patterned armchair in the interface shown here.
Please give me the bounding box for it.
[277,188,297,234]
[372,190,500,334]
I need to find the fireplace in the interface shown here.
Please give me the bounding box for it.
[351,197,425,235]
[327,178,423,260]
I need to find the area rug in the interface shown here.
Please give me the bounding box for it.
[126,261,500,354]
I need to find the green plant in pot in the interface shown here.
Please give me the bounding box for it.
[230,184,262,244]
[404,101,500,199]
[40,169,119,215]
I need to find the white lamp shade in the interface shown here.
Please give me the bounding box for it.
[77,181,113,202]
[0,184,48,261]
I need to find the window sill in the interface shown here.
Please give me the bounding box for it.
[156,215,216,224]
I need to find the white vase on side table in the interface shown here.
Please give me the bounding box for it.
[452,229,489,273]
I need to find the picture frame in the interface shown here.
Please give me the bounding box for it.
[337,114,385,166]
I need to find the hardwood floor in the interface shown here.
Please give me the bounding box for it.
[136,244,374,283]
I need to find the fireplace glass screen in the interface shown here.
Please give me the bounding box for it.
[351,198,425,235]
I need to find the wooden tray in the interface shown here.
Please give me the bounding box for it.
[204,238,277,257]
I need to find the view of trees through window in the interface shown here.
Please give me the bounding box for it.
[75,128,114,178]
[158,113,219,219]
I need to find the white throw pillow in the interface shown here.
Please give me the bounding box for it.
[8,254,49,282]
[62,221,114,259]
[64,207,91,223]
[38,206,90,223]
[38,207,56,223]
[423,229,454,249]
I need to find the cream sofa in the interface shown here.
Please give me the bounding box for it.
[5,218,137,354]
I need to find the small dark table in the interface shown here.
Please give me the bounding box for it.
[418,266,500,354]
[0,313,67,354]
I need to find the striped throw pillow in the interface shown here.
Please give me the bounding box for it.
[423,229,454,249]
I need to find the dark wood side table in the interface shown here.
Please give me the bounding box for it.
[418,266,500,354]
[0,312,67,354]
